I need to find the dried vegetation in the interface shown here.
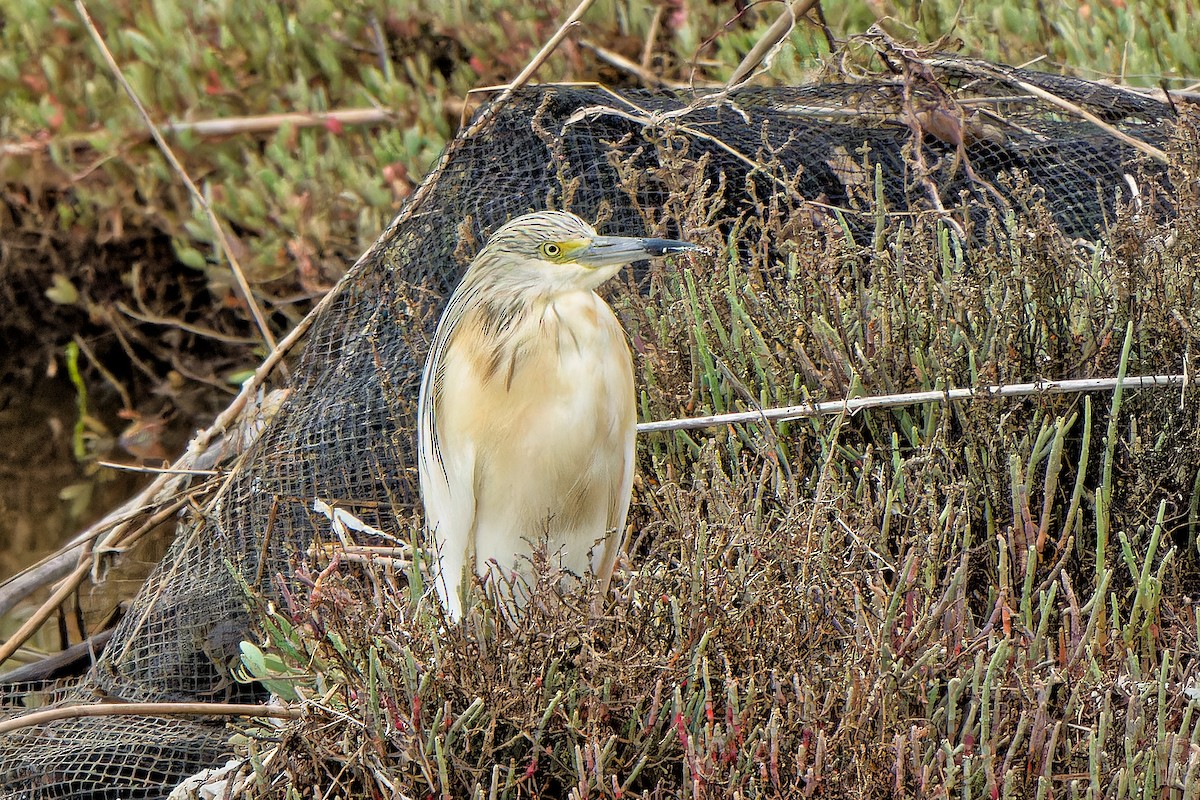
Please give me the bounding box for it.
[230,117,1200,799]
[5,2,1200,798]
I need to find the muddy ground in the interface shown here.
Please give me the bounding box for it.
[0,228,253,645]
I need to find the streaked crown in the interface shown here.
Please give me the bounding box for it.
[480,210,597,263]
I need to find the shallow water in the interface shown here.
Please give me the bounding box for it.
[0,375,161,656]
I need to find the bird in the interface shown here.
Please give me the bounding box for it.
[417,210,698,619]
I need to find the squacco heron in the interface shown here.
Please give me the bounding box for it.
[418,210,697,619]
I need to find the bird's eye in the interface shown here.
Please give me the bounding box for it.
[541,242,562,258]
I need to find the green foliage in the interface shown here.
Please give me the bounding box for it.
[860,0,1200,85]
[4,0,1196,311]
[0,0,752,302]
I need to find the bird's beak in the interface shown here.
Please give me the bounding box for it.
[577,235,701,268]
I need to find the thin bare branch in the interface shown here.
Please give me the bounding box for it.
[0,702,302,736]
[637,374,1187,433]
[0,108,404,158]
[160,107,393,138]
[490,0,599,109]
[934,58,1170,164]
[0,561,92,667]
[0,627,117,684]
[116,302,261,345]
[725,0,820,89]
[96,462,219,476]
[578,39,700,89]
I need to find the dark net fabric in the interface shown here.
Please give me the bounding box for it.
[0,63,1176,798]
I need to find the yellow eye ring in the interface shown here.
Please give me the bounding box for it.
[541,242,562,258]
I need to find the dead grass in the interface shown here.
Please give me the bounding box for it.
[224,114,1200,798]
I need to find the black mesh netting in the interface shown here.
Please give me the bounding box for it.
[0,58,1181,798]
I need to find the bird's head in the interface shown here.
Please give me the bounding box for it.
[470,210,699,294]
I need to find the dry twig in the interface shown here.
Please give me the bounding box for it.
[74,0,278,351]
[578,39,698,89]
[0,702,302,736]
[724,0,820,89]
[637,374,1187,433]
[0,561,92,667]
[932,57,1170,164]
